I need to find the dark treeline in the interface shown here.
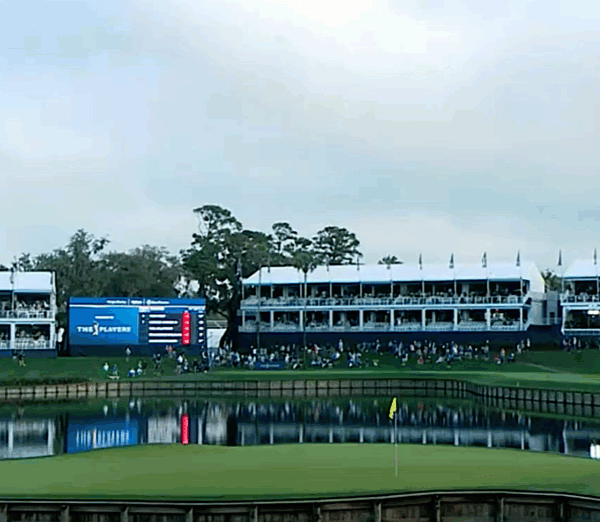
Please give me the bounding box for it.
[1,205,386,350]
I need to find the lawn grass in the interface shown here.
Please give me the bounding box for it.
[0,352,598,392]
[0,444,598,500]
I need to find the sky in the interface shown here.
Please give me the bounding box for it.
[1,0,600,272]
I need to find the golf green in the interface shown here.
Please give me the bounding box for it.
[0,444,598,500]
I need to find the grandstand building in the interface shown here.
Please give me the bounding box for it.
[239,260,560,350]
[0,271,57,357]
[561,259,600,337]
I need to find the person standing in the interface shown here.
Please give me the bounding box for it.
[125,346,131,362]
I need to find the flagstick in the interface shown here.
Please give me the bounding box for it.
[394,408,398,477]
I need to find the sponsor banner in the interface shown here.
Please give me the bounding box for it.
[66,419,139,453]
[70,297,205,307]
[254,361,286,370]
[69,307,139,345]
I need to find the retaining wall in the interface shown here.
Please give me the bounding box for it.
[1,491,600,522]
[0,379,599,417]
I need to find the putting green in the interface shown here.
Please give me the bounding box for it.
[0,444,599,500]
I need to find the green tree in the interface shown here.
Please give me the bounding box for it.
[312,226,362,265]
[378,255,403,266]
[12,253,36,271]
[183,205,275,350]
[270,222,298,265]
[541,269,562,292]
[289,236,318,348]
[21,229,110,327]
[99,245,182,298]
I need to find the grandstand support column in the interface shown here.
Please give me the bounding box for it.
[520,308,523,329]
[270,311,274,329]
[9,323,15,351]
[421,309,426,329]
[390,309,394,330]
[329,311,333,328]
[432,310,436,324]
[359,310,364,330]
[486,309,491,330]
[453,309,458,330]
[50,325,56,352]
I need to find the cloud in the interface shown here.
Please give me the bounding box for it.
[2,0,600,274]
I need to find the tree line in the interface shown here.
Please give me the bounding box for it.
[0,204,562,349]
[1,205,403,349]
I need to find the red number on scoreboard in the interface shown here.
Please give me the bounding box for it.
[182,311,191,345]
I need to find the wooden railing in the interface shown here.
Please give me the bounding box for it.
[0,490,599,522]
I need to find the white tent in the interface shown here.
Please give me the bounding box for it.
[207,328,226,349]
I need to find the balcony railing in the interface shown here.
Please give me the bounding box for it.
[238,320,527,333]
[0,340,54,350]
[0,310,55,320]
[392,323,423,331]
[270,324,301,331]
[489,324,522,331]
[309,324,340,331]
[241,295,523,308]
[424,322,455,331]
[456,322,488,331]
[562,328,600,336]
[363,322,391,331]
[561,294,600,303]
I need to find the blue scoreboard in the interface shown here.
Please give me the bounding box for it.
[68,297,206,356]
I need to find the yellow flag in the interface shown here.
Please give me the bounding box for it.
[389,397,397,420]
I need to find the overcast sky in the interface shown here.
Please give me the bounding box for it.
[1,0,599,272]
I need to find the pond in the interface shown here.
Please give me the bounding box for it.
[0,396,599,460]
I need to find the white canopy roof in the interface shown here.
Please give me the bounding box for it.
[244,262,544,292]
[563,260,600,279]
[0,272,55,293]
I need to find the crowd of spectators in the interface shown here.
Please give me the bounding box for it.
[562,336,598,351]
[15,329,49,347]
[263,313,520,330]
[245,286,525,305]
[0,299,51,317]
[206,337,532,372]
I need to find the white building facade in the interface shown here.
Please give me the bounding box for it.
[238,261,555,350]
[0,271,58,356]
[561,260,600,336]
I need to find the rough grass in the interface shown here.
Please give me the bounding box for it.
[0,352,598,392]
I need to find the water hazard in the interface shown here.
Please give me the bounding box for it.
[0,397,599,460]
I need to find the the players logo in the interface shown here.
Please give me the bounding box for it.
[76,321,132,335]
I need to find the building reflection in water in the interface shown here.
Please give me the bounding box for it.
[1,398,600,460]
[0,420,55,459]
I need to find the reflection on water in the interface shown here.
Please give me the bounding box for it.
[0,398,599,460]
